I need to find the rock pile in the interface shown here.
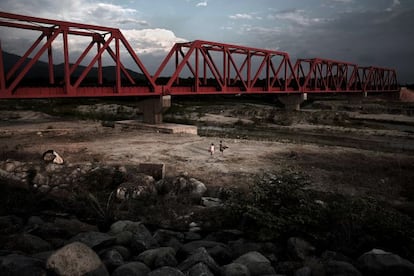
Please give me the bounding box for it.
[0,160,208,202]
[1,215,414,276]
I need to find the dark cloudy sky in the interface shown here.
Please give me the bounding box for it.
[1,0,413,83]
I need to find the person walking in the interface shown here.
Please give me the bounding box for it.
[209,143,215,156]
[219,140,228,155]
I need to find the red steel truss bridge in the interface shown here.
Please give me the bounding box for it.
[0,11,399,100]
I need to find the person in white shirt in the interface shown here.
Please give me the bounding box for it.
[209,143,215,156]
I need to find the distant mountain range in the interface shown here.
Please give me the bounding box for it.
[2,51,146,83]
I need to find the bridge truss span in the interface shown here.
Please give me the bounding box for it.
[153,40,300,95]
[292,58,398,93]
[0,12,400,99]
[0,11,159,99]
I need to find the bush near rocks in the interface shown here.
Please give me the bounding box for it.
[227,171,414,259]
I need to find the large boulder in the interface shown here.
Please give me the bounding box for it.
[136,247,178,269]
[100,249,124,271]
[68,231,115,250]
[187,262,214,276]
[0,215,24,235]
[0,254,46,276]
[148,266,185,276]
[33,217,98,240]
[287,237,315,261]
[325,260,362,276]
[234,251,276,276]
[153,229,184,252]
[221,263,251,276]
[294,266,312,276]
[178,247,220,274]
[108,245,132,261]
[53,218,98,237]
[357,248,414,276]
[228,239,265,259]
[108,220,133,235]
[153,229,185,244]
[180,240,232,265]
[2,233,52,254]
[113,230,134,246]
[109,220,158,253]
[46,242,108,276]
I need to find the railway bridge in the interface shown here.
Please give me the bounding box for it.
[0,12,399,123]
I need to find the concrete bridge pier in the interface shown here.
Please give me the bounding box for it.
[138,95,171,124]
[278,93,307,111]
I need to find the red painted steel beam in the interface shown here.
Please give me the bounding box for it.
[154,40,300,95]
[291,58,398,93]
[292,58,360,92]
[0,11,158,98]
[360,66,398,92]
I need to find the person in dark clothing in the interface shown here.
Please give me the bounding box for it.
[219,140,228,155]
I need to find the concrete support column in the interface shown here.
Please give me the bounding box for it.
[278,93,307,111]
[139,95,171,124]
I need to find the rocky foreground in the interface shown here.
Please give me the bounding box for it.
[2,216,414,276]
[1,160,414,275]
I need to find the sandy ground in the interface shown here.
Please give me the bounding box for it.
[0,114,291,186]
[1,109,413,207]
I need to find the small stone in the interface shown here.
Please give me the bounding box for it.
[201,197,223,207]
[112,261,150,276]
[38,185,51,193]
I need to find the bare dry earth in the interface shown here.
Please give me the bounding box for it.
[1,108,413,210]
